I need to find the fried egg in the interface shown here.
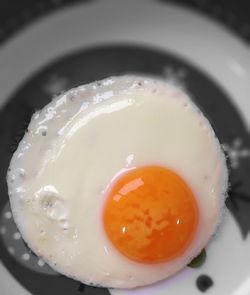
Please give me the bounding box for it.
[7,75,228,288]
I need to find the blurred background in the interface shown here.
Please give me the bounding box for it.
[0,0,250,45]
[0,1,250,295]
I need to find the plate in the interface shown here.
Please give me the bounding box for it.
[0,0,250,294]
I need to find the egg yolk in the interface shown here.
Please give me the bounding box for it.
[103,166,199,264]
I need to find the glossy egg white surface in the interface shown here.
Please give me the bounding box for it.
[7,76,228,288]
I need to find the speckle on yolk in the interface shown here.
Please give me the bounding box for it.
[103,166,199,264]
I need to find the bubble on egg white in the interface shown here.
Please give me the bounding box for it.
[39,194,67,220]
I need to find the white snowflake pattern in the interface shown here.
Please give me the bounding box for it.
[223,138,250,169]
[43,74,69,96]
[162,65,188,89]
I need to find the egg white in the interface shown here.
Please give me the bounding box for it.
[7,76,228,288]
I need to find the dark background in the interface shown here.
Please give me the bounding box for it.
[0,0,249,45]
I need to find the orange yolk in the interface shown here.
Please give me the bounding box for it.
[103,166,199,264]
